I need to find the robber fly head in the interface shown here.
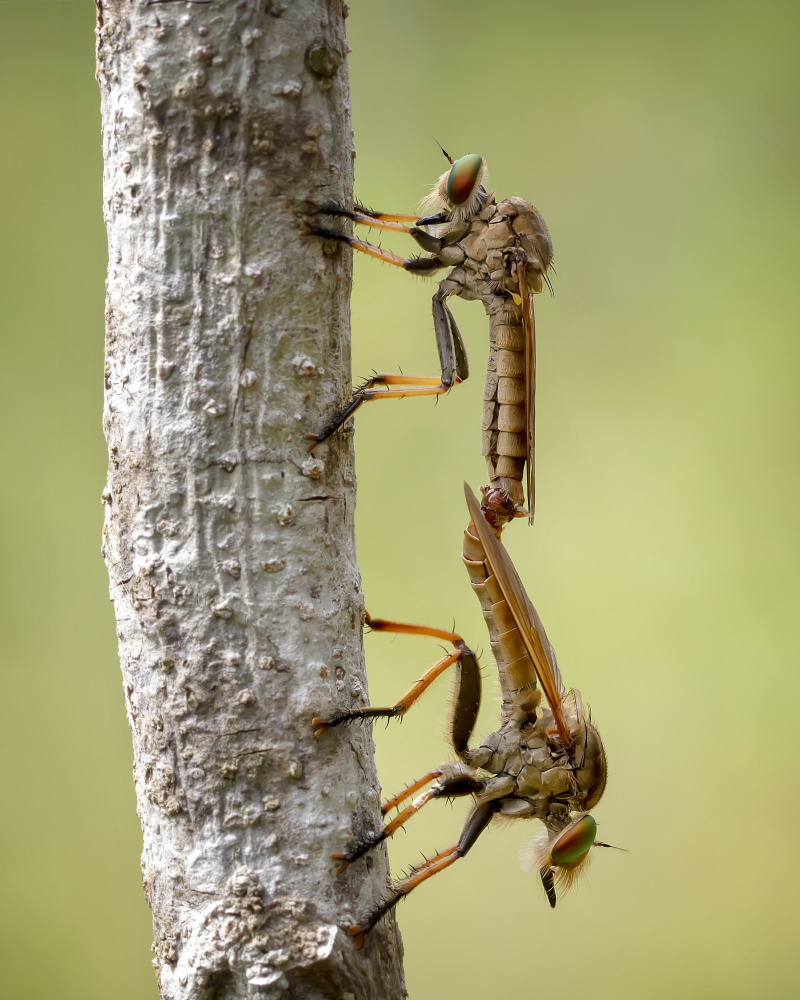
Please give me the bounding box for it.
[421,150,487,220]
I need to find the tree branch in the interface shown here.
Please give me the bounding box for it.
[96,1,405,995]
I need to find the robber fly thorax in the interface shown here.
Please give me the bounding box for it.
[312,484,610,946]
[306,151,552,518]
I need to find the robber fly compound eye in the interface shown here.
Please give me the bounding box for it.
[446,153,484,207]
[551,815,598,866]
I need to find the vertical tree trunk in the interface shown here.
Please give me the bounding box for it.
[96,2,405,997]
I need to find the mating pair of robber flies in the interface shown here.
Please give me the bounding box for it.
[306,149,616,948]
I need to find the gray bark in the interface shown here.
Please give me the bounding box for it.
[95,2,405,997]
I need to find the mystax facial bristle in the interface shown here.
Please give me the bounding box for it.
[519,827,551,873]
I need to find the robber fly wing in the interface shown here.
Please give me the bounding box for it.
[464,483,568,740]
[518,262,536,525]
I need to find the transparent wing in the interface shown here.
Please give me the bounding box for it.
[464,483,569,742]
[517,262,536,524]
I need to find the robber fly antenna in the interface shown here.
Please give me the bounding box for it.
[594,841,629,853]
[432,137,454,164]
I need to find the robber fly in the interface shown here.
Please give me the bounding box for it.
[313,484,611,948]
[305,150,553,521]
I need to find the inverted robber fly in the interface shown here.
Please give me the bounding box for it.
[313,484,611,948]
[305,150,553,521]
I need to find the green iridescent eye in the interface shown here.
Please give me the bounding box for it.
[446,154,483,206]
[551,815,597,865]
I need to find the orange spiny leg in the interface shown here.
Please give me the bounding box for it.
[304,220,444,274]
[364,613,482,757]
[353,205,423,224]
[348,848,458,950]
[354,212,420,225]
[314,201,422,227]
[312,649,462,737]
[380,768,444,816]
[366,614,464,646]
[346,802,495,949]
[305,375,459,450]
[313,614,471,735]
[331,765,486,875]
[349,215,414,234]
[305,281,468,449]
[313,613,481,757]
[331,789,439,877]
[352,206,450,230]
[315,203,419,234]
[313,204,447,253]
[350,205,450,229]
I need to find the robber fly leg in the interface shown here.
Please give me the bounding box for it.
[305,290,467,449]
[432,286,469,386]
[350,207,448,231]
[331,763,485,876]
[305,373,458,450]
[331,205,449,230]
[304,219,445,275]
[380,767,447,816]
[312,648,463,736]
[305,372,460,449]
[309,204,452,257]
[312,203,453,250]
[347,802,495,949]
[312,202,422,235]
[303,275,468,448]
[362,615,482,758]
[313,616,480,755]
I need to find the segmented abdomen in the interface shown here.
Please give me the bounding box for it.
[461,517,540,713]
[482,304,527,505]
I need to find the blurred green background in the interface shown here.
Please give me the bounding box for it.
[1,1,798,997]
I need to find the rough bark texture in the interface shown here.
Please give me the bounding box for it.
[96,2,405,997]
